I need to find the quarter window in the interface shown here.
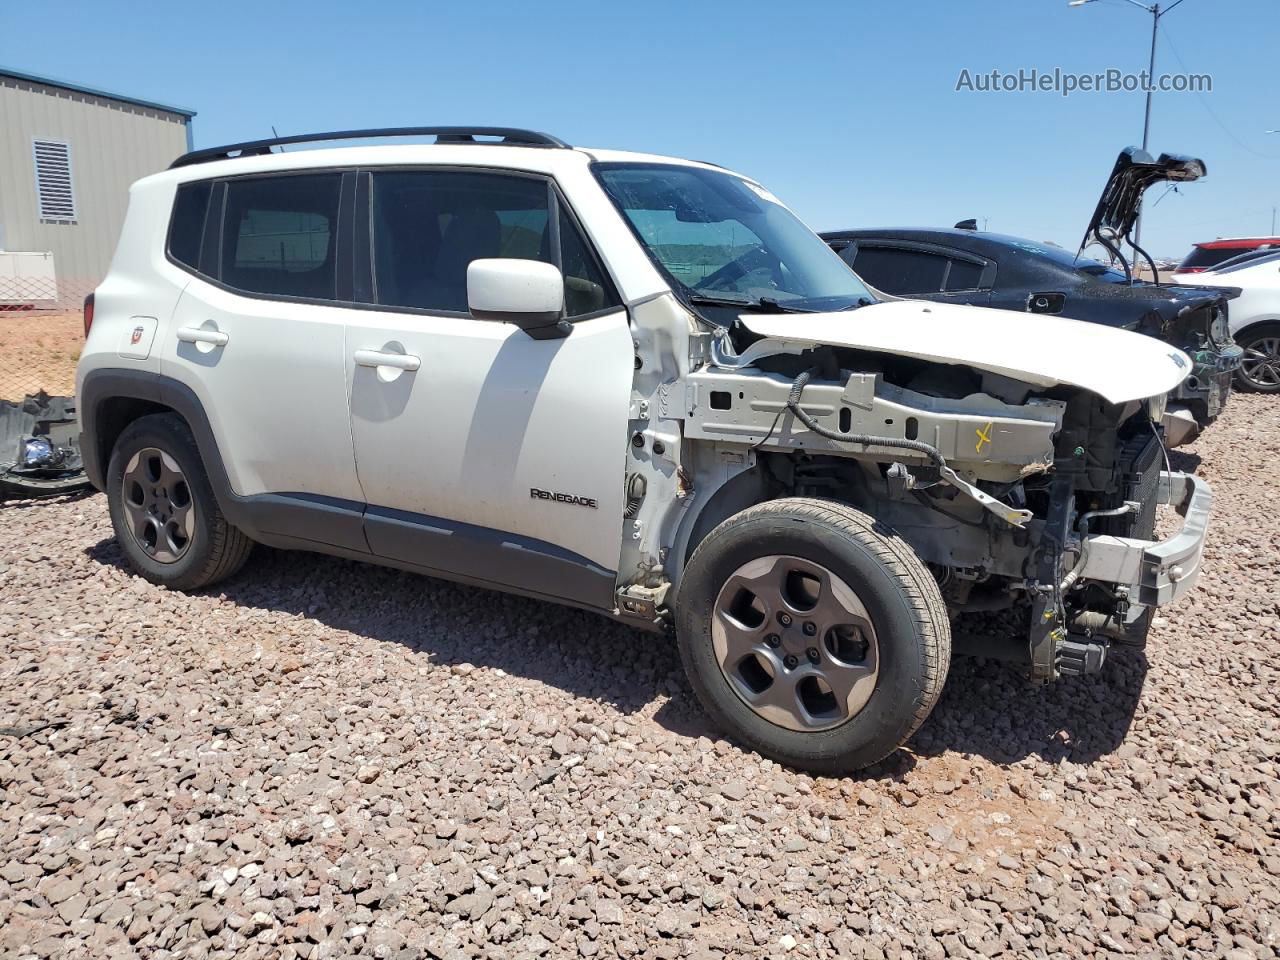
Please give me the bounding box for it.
[558,207,616,317]
[168,181,212,271]
[221,174,342,300]
[944,258,984,291]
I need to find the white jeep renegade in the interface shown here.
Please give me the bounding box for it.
[78,127,1212,772]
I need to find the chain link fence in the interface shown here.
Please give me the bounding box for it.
[0,276,95,403]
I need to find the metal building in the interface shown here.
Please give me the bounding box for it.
[0,67,195,306]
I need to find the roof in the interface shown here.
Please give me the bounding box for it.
[0,66,196,119]
[821,226,1069,250]
[146,141,720,188]
[1195,237,1280,249]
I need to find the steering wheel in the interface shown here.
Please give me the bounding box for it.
[697,245,784,293]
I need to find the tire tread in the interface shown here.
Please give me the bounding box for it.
[682,496,950,772]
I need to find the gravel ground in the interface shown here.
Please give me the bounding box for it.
[1,394,1277,960]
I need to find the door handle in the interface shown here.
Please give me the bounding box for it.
[353,349,421,372]
[177,326,229,347]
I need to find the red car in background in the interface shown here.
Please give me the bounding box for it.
[1177,237,1280,273]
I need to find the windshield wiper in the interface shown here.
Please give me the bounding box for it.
[839,297,875,311]
[688,293,814,314]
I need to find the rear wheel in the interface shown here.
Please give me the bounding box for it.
[676,498,950,773]
[1236,323,1280,392]
[106,414,252,590]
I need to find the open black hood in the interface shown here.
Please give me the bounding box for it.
[1081,146,1205,253]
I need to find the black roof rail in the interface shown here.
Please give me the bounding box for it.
[171,126,571,169]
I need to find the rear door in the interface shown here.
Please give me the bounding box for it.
[162,171,367,550]
[343,167,633,608]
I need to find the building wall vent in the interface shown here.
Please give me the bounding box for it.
[32,139,77,222]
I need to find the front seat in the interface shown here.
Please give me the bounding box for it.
[434,208,501,313]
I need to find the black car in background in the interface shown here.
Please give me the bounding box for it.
[821,148,1242,446]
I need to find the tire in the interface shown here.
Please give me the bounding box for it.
[106,413,253,590]
[1235,322,1280,393]
[676,497,950,774]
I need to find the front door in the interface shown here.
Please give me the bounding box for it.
[344,168,633,608]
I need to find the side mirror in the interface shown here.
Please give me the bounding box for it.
[467,259,569,340]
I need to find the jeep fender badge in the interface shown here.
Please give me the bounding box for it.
[531,487,598,509]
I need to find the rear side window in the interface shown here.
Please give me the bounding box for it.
[367,170,618,318]
[944,258,984,291]
[852,246,948,295]
[221,174,342,300]
[168,181,212,271]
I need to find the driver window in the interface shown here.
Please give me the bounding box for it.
[367,170,552,313]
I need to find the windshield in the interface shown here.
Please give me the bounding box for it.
[594,162,874,313]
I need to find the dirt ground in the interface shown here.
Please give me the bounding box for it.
[0,395,1277,959]
[0,311,82,402]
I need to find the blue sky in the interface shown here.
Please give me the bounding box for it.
[3,0,1277,257]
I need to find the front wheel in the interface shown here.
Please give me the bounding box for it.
[1236,323,1280,392]
[676,498,950,774]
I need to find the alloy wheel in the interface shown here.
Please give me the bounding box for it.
[120,447,195,564]
[1240,335,1280,390]
[711,555,880,731]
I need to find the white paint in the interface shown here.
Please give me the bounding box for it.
[163,278,365,503]
[741,299,1192,404]
[1173,254,1280,337]
[345,307,634,570]
[467,258,564,316]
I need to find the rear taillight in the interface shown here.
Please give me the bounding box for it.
[83,293,95,337]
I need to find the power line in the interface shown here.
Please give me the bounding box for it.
[1158,21,1280,161]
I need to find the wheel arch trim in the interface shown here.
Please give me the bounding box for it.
[1233,317,1280,340]
[76,368,334,546]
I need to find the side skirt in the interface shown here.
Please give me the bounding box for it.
[249,517,637,628]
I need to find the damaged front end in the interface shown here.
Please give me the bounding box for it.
[0,392,90,500]
[1153,294,1241,445]
[1023,394,1210,680]
[638,298,1212,683]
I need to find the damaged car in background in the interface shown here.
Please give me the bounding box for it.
[78,130,1212,772]
[823,147,1242,446]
